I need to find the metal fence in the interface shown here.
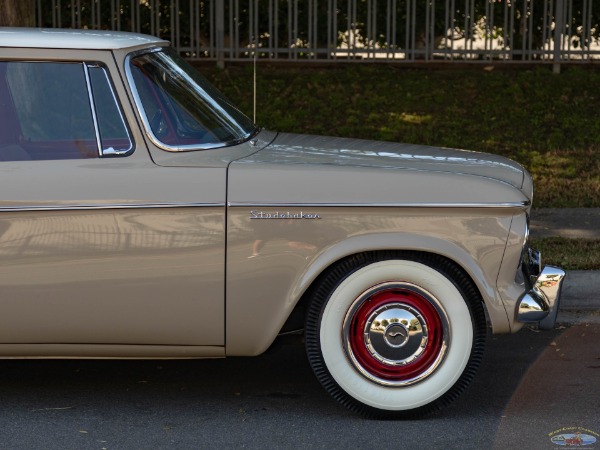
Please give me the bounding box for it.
[36,0,600,66]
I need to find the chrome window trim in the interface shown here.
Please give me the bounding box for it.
[88,63,134,157]
[124,47,258,153]
[0,202,224,212]
[228,201,531,209]
[82,62,103,158]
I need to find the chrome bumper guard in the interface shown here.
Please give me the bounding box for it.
[516,248,566,330]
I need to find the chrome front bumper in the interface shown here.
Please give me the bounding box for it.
[516,248,566,330]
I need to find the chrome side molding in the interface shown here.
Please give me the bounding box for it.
[516,265,566,329]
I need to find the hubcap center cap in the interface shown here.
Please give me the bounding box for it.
[365,304,427,365]
[384,323,409,348]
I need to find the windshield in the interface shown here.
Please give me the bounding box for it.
[128,47,256,150]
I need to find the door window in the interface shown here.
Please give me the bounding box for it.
[0,61,133,161]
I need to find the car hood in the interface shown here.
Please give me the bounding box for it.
[228,133,533,207]
[247,133,526,188]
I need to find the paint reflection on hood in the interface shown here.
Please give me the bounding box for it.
[244,133,525,189]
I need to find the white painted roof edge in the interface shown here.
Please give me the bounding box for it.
[0,27,168,50]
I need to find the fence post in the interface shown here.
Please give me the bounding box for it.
[553,0,564,74]
[216,0,225,68]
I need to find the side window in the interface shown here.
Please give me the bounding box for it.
[88,65,133,156]
[0,61,132,161]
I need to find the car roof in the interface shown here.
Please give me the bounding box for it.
[0,27,168,50]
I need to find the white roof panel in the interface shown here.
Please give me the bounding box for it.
[0,27,168,50]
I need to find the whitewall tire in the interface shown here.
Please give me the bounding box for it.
[305,251,486,419]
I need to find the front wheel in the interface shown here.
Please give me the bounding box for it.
[305,252,486,419]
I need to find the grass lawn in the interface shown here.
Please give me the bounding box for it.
[200,63,600,208]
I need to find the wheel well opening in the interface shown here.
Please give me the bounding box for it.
[279,250,487,336]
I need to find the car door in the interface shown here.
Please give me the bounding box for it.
[0,51,225,351]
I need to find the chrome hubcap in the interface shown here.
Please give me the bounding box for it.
[365,304,427,364]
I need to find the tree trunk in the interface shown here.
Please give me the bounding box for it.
[0,0,36,27]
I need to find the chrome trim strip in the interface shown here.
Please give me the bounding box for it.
[0,202,224,212]
[83,63,103,158]
[228,201,531,209]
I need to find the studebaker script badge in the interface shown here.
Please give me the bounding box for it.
[250,210,321,220]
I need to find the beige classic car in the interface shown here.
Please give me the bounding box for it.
[0,28,564,418]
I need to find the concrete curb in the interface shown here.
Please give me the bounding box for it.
[557,270,600,324]
[561,271,600,310]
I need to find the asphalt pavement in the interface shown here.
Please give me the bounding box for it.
[0,327,597,449]
[530,208,600,323]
